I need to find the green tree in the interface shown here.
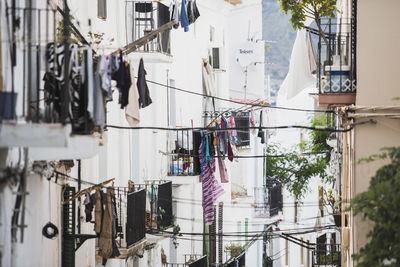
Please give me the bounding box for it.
[278,0,337,53]
[265,114,334,199]
[350,147,400,266]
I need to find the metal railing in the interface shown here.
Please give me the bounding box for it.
[113,181,174,248]
[316,18,356,94]
[113,187,146,249]
[125,1,171,54]
[253,186,270,218]
[1,6,95,134]
[254,184,282,217]
[268,183,282,217]
[312,244,341,266]
[167,255,207,267]
[168,130,201,176]
[1,6,59,122]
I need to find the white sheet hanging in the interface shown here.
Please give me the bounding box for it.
[279,29,316,99]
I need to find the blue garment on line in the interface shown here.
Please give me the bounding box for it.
[180,0,190,32]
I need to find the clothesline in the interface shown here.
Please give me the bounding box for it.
[164,151,329,158]
[105,124,353,132]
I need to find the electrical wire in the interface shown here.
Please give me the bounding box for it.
[164,150,329,159]
[105,124,352,133]
[149,225,336,238]
[143,78,334,113]
[52,171,351,209]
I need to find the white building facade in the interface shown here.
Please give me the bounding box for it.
[0,0,276,267]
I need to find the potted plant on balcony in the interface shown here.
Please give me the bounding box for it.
[225,243,243,258]
[319,186,342,227]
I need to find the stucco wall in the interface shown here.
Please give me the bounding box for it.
[353,0,400,258]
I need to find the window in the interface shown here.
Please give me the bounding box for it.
[209,47,225,70]
[233,112,250,147]
[98,0,107,20]
[212,48,220,69]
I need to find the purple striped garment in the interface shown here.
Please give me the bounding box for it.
[199,140,224,225]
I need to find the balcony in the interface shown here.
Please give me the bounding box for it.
[312,243,341,266]
[269,183,283,217]
[166,255,207,267]
[113,188,147,258]
[0,6,101,158]
[142,180,174,230]
[316,18,357,107]
[253,183,283,218]
[125,1,172,63]
[253,186,270,218]
[167,129,201,184]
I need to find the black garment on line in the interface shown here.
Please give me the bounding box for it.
[158,2,171,53]
[84,193,96,222]
[137,58,153,108]
[257,111,265,144]
[188,0,200,24]
[112,54,131,109]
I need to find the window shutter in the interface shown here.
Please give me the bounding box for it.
[62,186,76,267]
[212,48,220,69]
[98,0,107,20]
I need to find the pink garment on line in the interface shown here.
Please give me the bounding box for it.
[217,151,229,183]
[250,109,256,135]
[199,140,224,225]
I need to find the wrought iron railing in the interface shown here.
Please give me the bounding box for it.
[1,6,95,134]
[312,244,341,266]
[254,184,282,218]
[316,18,356,94]
[168,130,201,176]
[113,187,146,249]
[113,181,174,249]
[167,255,207,267]
[1,6,59,121]
[253,186,270,218]
[125,1,171,54]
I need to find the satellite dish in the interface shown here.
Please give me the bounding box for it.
[236,41,258,67]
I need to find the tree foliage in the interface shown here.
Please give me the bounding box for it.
[350,147,400,266]
[278,0,337,51]
[265,115,334,199]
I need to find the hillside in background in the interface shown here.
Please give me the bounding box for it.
[262,0,296,94]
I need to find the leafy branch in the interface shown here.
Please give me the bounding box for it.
[265,114,334,199]
[278,0,338,54]
[350,147,400,265]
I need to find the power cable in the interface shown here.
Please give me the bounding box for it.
[105,124,353,132]
[143,78,334,113]
[164,150,329,159]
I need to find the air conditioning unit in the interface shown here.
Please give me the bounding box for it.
[209,47,225,71]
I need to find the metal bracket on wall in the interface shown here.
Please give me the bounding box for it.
[74,234,97,251]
